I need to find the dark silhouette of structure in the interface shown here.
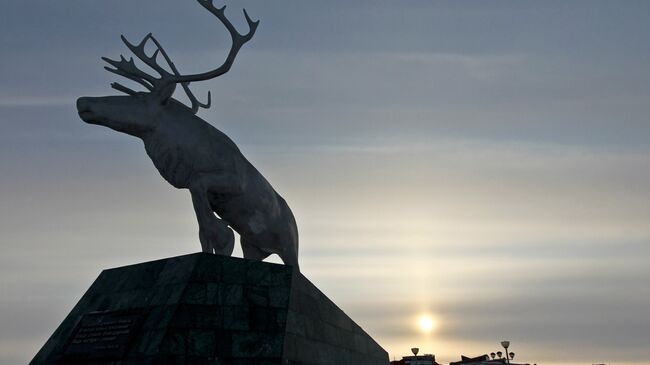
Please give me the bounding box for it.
[76,0,299,268]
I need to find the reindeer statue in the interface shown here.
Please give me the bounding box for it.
[76,0,299,269]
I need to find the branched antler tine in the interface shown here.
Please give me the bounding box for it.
[169,1,259,84]
[120,34,171,78]
[150,49,160,63]
[110,82,138,95]
[120,35,140,54]
[192,88,211,109]
[145,33,211,113]
[102,55,157,84]
[102,56,155,91]
[242,9,260,40]
[179,82,212,113]
[102,57,116,69]
[121,34,150,55]
[100,55,123,68]
[121,35,144,56]
[145,34,175,73]
[104,66,155,91]
[197,0,243,40]
[204,91,212,108]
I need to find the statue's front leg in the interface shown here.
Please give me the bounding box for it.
[190,187,235,256]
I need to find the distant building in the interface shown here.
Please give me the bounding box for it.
[449,354,530,365]
[391,349,533,365]
[391,354,441,365]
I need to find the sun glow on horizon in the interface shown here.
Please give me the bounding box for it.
[418,314,438,334]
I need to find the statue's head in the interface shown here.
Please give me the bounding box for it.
[77,93,163,137]
[77,0,259,137]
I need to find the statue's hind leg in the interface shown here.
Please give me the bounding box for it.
[241,238,271,261]
[242,238,299,270]
[278,245,299,270]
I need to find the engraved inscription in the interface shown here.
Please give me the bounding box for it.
[63,309,146,361]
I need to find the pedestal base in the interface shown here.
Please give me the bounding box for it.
[30,253,388,365]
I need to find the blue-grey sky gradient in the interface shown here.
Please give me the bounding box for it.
[1,1,649,364]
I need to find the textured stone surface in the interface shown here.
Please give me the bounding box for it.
[30,253,387,365]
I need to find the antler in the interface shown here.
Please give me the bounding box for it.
[145,35,211,113]
[168,0,259,83]
[101,0,258,113]
[102,34,175,101]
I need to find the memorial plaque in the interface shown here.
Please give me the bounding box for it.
[62,309,146,361]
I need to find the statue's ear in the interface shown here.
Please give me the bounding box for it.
[157,84,177,105]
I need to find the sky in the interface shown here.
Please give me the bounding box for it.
[1,1,650,364]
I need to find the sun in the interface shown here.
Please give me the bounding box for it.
[418,314,437,333]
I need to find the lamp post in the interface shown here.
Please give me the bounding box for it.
[500,341,511,364]
[411,348,419,364]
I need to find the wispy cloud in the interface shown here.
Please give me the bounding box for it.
[0,96,76,108]
[2,0,650,364]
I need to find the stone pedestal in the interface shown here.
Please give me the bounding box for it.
[30,253,388,365]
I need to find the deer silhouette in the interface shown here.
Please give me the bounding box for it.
[76,0,299,269]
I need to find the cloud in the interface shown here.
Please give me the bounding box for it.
[2,1,650,364]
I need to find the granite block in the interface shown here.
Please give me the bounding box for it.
[30,253,387,365]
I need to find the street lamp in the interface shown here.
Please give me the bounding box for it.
[490,342,517,364]
[411,347,419,364]
[500,341,511,364]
